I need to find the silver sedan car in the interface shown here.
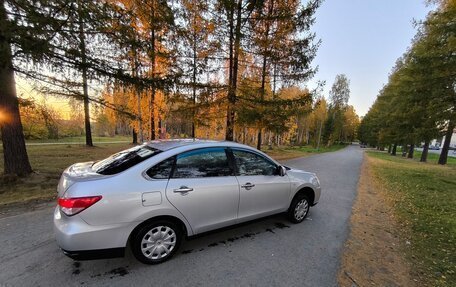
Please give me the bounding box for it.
[54,139,321,264]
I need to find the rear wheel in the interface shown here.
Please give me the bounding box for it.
[288,195,310,223]
[131,220,182,264]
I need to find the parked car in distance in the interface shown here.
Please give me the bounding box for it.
[54,139,321,264]
[429,145,440,150]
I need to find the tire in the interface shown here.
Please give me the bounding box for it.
[131,220,183,264]
[288,195,310,223]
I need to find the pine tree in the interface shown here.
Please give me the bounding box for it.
[235,0,320,149]
[178,0,218,138]
[0,0,68,175]
[0,1,31,175]
[16,0,135,147]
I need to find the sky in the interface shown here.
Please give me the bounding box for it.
[308,0,435,116]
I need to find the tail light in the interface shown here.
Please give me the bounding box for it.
[58,196,102,216]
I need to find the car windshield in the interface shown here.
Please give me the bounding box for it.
[93,145,161,175]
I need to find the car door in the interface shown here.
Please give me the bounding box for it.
[165,147,240,234]
[232,149,291,221]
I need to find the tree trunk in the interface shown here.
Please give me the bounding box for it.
[387,144,392,154]
[225,92,235,140]
[420,140,429,162]
[150,4,156,140]
[256,48,267,149]
[225,4,235,141]
[78,0,93,147]
[0,0,32,176]
[257,129,262,150]
[225,0,242,141]
[191,29,197,138]
[391,143,397,156]
[132,128,137,144]
[149,88,155,140]
[316,120,323,150]
[132,49,143,143]
[136,89,143,143]
[255,0,273,151]
[438,120,455,165]
[407,144,414,159]
[298,127,303,145]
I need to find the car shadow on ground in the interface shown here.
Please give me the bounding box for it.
[179,213,294,254]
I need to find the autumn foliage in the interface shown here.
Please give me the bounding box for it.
[1,0,360,175]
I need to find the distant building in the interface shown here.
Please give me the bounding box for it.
[434,128,456,148]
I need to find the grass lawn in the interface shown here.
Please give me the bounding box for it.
[0,143,132,206]
[264,144,347,161]
[412,150,456,167]
[367,151,456,287]
[0,142,347,206]
[26,135,131,143]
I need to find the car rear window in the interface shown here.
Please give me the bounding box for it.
[93,145,161,175]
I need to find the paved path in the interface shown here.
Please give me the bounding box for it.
[0,145,363,287]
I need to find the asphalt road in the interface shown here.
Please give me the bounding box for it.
[0,145,363,287]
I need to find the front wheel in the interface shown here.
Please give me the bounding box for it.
[131,220,182,264]
[288,195,310,223]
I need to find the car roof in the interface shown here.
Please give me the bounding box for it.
[140,138,280,166]
[145,139,222,151]
[144,139,265,155]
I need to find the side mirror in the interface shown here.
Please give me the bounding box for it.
[278,165,287,176]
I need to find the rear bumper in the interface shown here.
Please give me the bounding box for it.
[53,207,136,252]
[62,247,125,260]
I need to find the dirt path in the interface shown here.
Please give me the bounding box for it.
[338,155,415,287]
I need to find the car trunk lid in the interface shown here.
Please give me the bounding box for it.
[57,161,105,197]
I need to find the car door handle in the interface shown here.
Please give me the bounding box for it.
[241,183,255,190]
[173,186,193,193]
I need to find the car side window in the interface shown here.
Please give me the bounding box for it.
[146,157,175,179]
[232,150,278,176]
[172,148,232,178]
